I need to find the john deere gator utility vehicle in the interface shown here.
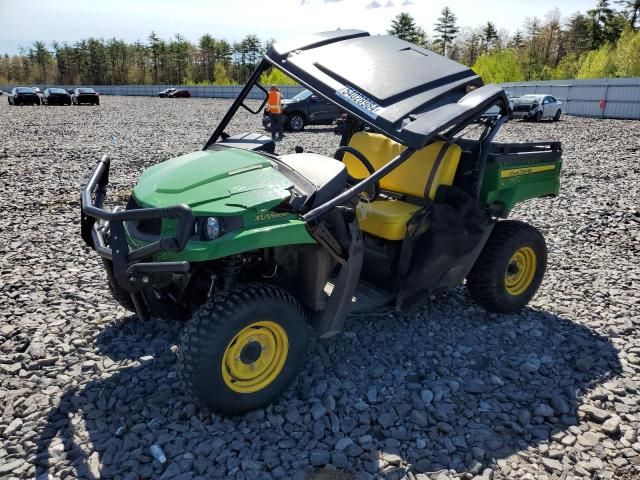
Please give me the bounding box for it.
[81,30,562,414]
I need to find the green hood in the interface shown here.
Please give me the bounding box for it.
[132,149,293,215]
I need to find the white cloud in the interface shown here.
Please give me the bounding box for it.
[402,0,414,5]
[367,0,382,8]
[384,0,394,7]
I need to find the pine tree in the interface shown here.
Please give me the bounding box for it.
[148,32,162,83]
[587,0,624,47]
[616,0,640,29]
[566,13,592,55]
[29,41,52,84]
[388,13,424,44]
[508,30,525,49]
[482,22,499,53]
[433,7,460,57]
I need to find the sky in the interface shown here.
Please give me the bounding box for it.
[0,0,601,55]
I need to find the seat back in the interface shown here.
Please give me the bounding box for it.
[343,132,462,200]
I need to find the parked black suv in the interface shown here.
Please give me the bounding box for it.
[262,89,341,132]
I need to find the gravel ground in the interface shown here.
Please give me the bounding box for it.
[0,96,639,480]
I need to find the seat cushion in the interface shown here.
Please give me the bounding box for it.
[356,199,421,241]
[343,132,461,200]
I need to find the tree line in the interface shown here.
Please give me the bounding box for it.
[389,0,640,82]
[0,32,272,86]
[1,0,639,86]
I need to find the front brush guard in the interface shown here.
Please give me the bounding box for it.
[80,155,195,299]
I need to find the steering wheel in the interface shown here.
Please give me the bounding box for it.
[334,146,380,202]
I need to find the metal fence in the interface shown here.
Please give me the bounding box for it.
[501,78,640,120]
[2,78,639,119]
[0,84,306,100]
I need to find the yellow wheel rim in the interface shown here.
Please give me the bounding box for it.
[221,321,289,394]
[505,246,537,296]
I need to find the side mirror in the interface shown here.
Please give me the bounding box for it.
[294,146,304,154]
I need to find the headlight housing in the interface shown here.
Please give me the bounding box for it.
[204,217,221,240]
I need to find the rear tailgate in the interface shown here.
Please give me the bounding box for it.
[481,141,562,216]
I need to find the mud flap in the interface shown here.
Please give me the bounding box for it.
[315,219,363,338]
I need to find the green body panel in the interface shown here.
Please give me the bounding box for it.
[127,148,316,261]
[127,218,315,262]
[481,157,562,214]
[133,149,293,214]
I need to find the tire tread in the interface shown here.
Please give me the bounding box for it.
[467,220,547,313]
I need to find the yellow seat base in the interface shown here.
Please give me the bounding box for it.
[345,131,462,242]
[356,199,421,241]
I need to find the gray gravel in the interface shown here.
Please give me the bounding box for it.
[0,96,639,480]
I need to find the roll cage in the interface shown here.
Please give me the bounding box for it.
[203,58,509,221]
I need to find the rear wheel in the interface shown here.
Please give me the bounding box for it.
[180,283,308,415]
[287,113,305,132]
[553,110,561,121]
[467,220,547,313]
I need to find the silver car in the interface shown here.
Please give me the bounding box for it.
[511,94,562,122]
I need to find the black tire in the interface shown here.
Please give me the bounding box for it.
[102,259,136,312]
[467,220,547,313]
[535,111,542,122]
[286,113,305,132]
[180,283,308,415]
[553,110,561,121]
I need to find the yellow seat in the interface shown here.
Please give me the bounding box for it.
[343,132,462,241]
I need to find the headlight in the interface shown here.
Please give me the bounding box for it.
[204,217,220,240]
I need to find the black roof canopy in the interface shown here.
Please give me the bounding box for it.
[265,30,508,149]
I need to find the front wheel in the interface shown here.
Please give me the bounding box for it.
[102,260,136,312]
[286,113,305,132]
[553,110,561,121]
[180,283,308,415]
[535,111,543,122]
[466,220,547,313]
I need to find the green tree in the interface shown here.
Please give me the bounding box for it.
[566,13,592,56]
[472,49,523,82]
[616,0,640,29]
[433,7,460,57]
[388,12,427,45]
[29,41,53,84]
[587,0,625,47]
[198,34,216,83]
[552,53,581,79]
[577,42,617,78]
[148,31,163,83]
[508,30,525,49]
[481,22,499,52]
[615,26,640,75]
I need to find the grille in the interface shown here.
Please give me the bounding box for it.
[126,196,162,235]
[137,218,162,235]
[514,105,533,112]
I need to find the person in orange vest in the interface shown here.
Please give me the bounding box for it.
[267,85,285,142]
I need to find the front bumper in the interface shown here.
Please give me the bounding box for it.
[81,155,196,315]
[511,110,535,119]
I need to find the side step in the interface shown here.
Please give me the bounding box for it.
[324,281,394,314]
